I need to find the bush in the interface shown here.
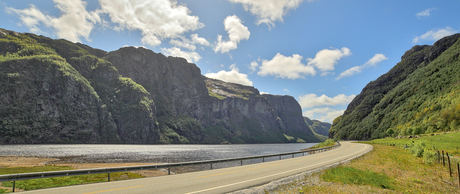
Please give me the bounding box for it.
[423,148,438,164]
[409,141,426,157]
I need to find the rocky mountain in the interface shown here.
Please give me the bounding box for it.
[0,29,320,144]
[329,33,460,140]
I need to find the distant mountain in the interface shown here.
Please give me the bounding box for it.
[0,29,320,144]
[304,117,331,137]
[329,33,460,140]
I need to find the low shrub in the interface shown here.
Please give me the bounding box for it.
[422,148,438,164]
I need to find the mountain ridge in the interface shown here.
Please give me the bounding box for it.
[0,28,320,144]
[330,33,460,140]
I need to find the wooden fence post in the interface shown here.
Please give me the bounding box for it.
[457,163,460,188]
[448,153,452,178]
[438,151,440,163]
[442,151,445,167]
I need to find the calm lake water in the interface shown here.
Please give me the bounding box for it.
[0,143,317,164]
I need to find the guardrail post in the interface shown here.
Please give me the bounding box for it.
[292,154,294,158]
[241,160,243,166]
[108,173,110,182]
[263,157,265,162]
[168,168,171,175]
[211,164,213,170]
[279,155,281,160]
[12,181,15,192]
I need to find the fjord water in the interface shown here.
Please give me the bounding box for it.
[0,143,317,163]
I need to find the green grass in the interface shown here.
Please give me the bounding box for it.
[322,166,394,190]
[309,139,336,149]
[368,130,460,155]
[0,166,143,191]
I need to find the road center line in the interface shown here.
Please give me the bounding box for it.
[186,144,371,194]
[81,185,144,194]
[196,163,283,179]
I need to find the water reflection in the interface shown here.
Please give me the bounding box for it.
[0,143,317,164]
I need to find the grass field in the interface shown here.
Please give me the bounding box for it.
[271,132,460,193]
[0,166,144,193]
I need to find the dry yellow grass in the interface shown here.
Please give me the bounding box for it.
[270,144,460,194]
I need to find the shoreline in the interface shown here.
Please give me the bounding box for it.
[0,155,167,177]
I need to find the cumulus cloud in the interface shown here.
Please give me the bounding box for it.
[7,0,204,46]
[99,0,204,46]
[416,7,435,19]
[228,0,308,28]
[214,15,250,54]
[306,47,351,72]
[161,47,201,63]
[412,27,457,44]
[257,53,316,79]
[336,53,388,80]
[6,0,102,42]
[191,34,211,46]
[205,64,253,86]
[303,107,344,123]
[170,38,196,51]
[298,93,356,109]
[249,61,259,72]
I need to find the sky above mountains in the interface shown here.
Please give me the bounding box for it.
[1,0,459,122]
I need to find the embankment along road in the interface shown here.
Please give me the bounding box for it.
[21,142,372,194]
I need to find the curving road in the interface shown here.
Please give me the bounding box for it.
[22,142,372,194]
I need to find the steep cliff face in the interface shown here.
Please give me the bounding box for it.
[262,95,318,142]
[0,30,122,143]
[330,33,460,140]
[0,29,319,144]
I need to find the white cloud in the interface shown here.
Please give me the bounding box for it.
[204,64,253,86]
[7,0,204,46]
[412,27,458,44]
[416,7,435,19]
[170,38,196,51]
[298,93,356,109]
[283,89,290,93]
[99,0,204,46]
[228,0,308,28]
[7,0,102,42]
[336,53,388,80]
[257,53,316,79]
[214,15,250,54]
[260,91,269,95]
[306,47,351,72]
[249,61,259,72]
[303,107,344,123]
[191,34,210,46]
[161,47,201,63]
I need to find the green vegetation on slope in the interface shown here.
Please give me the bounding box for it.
[330,33,460,140]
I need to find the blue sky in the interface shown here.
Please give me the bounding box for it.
[1,0,459,123]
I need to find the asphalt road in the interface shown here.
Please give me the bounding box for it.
[21,142,372,194]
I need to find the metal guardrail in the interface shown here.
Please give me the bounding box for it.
[0,142,340,191]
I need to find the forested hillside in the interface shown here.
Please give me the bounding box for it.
[329,33,460,140]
